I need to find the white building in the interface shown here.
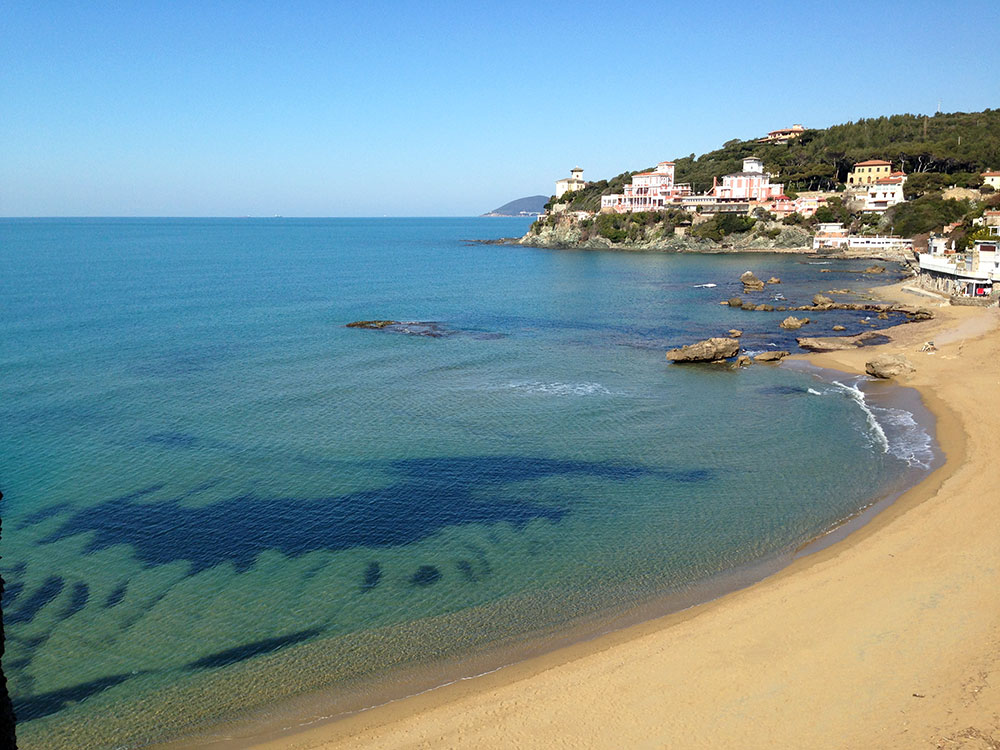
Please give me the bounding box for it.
[982,171,1000,190]
[919,238,1000,298]
[712,157,785,202]
[555,167,586,199]
[864,175,906,212]
[759,124,806,144]
[600,161,692,212]
[811,222,913,253]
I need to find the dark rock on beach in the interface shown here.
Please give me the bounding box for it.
[865,354,915,379]
[797,331,889,352]
[666,337,740,363]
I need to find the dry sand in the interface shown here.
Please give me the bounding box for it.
[252,283,1000,750]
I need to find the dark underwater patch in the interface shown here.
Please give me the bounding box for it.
[410,566,441,587]
[60,582,89,620]
[455,560,476,581]
[758,385,808,396]
[146,432,199,448]
[7,576,65,625]
[16,503,72,529]
[188,628,322,669]
[36,456,710,573]
[104,583,128,609]
[2,581,24,609]
[361,562,381,592]
[13,673,134,722]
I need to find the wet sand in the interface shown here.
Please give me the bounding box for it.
[240,281,1000,750]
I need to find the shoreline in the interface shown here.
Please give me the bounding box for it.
[236,282,1000,748]
[194,281,1000,750]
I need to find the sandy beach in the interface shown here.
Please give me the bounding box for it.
[243,281,1000,750]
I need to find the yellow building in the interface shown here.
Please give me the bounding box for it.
[847,160,892,185]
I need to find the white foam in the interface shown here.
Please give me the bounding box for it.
[501,381,614,396]
[807,387,823,395]
[831,379,933,468]
[693,283,717,288]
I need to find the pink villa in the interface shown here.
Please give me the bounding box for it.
[712,157,785,202]
[600,161,692,212]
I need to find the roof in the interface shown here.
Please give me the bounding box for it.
[983,171,1000,177]
[854,160,892,167]
[874,177,904,184]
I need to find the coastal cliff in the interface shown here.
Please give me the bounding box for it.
[518,213,813,253]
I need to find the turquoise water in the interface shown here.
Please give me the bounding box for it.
[0,219,934,748]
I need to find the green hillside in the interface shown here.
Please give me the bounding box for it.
[554,109,1000,212]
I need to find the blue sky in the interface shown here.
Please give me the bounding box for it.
[2,1,997,216]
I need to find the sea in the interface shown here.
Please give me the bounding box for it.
[0,218,938,749]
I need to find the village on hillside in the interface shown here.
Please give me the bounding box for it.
[540,123,1000,303]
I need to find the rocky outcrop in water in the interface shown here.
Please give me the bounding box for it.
[797,331,889,351]
[666,337,740,363]
[346,320,397,329]
[741,271,765,292]
[865,354,915,379]
[754,350,790,362]
[780,316,809,330]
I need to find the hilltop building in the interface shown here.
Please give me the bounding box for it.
[599,161,692,212]
[847,160,893,185]
[555,167,586,199]
[711,157,784,202]
[982,171,1000,190]
[864,174,906,212]
[759,124,805,144]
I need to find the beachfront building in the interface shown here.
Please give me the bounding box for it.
[758,124,806,144]
[555,167,586,199]
[919,237,1000,298]
[711,157,784,202]
[847,160,893,186]
[982,171,1000,190]
[811,222,913,253]
[599,161,693,212]
[864,175,906,212]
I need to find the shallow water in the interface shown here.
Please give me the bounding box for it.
[0,218,933,748]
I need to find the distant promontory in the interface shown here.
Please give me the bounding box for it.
[482,195,547,217]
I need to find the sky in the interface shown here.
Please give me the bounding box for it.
[2,1,998,217]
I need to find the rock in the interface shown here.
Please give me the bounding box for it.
[666,337,741,363]
[877,311,889,320]
[759,304,775,312]
[827,288,851,294]
[776,306,787,311]
[727,297,744,308]
[754,350,790,362]
[346,320,398,329]
[797,331,888,352]
[812,294,835,308]
[864,265,886,274]
[740,271,765,292]
[767,277,781,284]
[728,329,743,337]
[865,354,915,379]
[736,355,752,367]
[780,316,809,330]
[820,268,832,273]
[832,325,846,331]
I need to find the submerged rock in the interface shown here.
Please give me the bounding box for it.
[864,265,886,274]
[767,277,781,284]
[832,325,846,332]
[666,337,740,363]
[727,297,744,308]
[754,350,790,362]
[866,354,915,379]
[346,320,398,329]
